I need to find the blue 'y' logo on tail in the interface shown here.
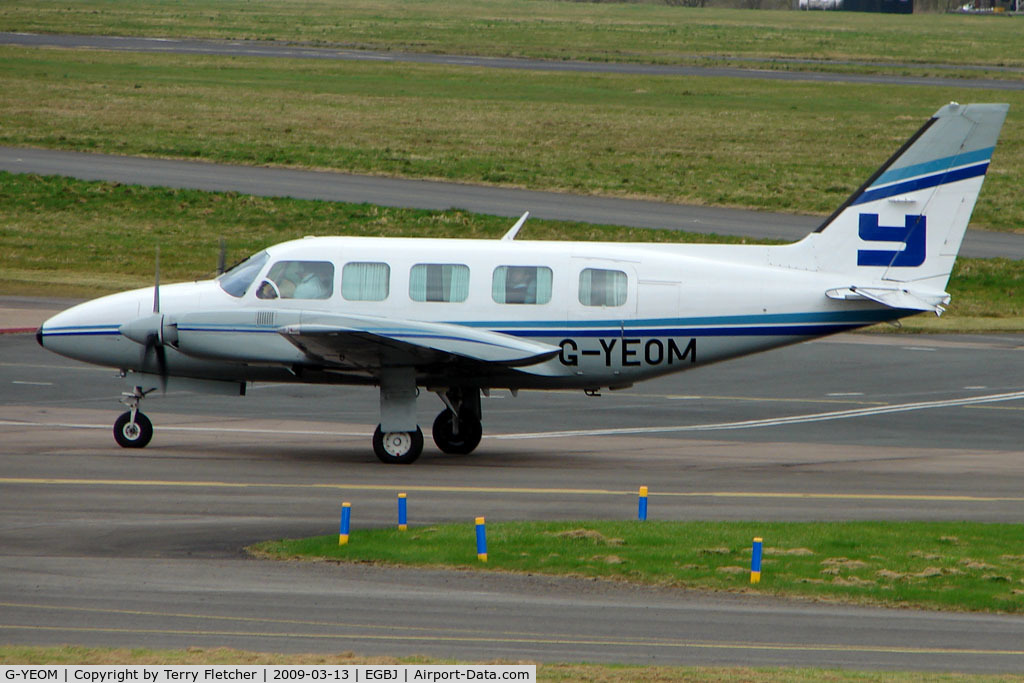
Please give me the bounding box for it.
[857,214,926,267]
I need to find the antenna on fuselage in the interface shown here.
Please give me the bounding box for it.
[152,245,160,314]
[216,238,227,275]
[501,211,530,241]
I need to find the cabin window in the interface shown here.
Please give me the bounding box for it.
[256,260,334,300]
[579,268,627,307]
[342,262,390,301]
[218,251,269,298]
[409,264,470,303]
[492,266,552,305]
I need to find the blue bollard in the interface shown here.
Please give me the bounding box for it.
[476,516,488,562]
[638,486,649,521]
[751,536,763,584]
[398,493,408,531]
[339,502,352,546]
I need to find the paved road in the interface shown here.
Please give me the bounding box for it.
[2,331,1023,671]
[4,32,1024,91]
[3,146,1022,259]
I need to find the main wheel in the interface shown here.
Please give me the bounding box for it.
[113,411,153,449]
[432,409,483,455]
[372,425,424,464]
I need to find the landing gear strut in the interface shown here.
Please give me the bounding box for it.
[431,387,482,455]
[114,385,154,448]
[373,366,424,464]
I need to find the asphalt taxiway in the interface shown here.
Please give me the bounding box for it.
[2,328,1023,671]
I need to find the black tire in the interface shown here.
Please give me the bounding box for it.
[372,425,424,464]
[432,409,483,455]
[113,411,153,449]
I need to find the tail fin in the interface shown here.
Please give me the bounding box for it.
[785,103,1008,311]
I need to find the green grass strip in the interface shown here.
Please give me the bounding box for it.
[252,520,1024,614]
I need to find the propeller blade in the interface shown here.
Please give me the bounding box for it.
[154,343,168,393]
[140,326,168,393]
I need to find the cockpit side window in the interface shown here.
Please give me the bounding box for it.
[256,260,334,300]
[218,251,270,298]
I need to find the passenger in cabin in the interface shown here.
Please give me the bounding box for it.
[505,267,537,304]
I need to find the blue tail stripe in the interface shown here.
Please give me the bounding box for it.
[852,162,989,206]
[873,146,993,187]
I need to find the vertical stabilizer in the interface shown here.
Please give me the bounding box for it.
[790,103,1008,294]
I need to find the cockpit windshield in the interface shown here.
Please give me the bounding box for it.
[217,251,270,298]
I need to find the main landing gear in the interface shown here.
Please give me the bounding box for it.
[372,385,483,464]
[113,385,155,448]
[108,379,484,465]
[432,388,483,455]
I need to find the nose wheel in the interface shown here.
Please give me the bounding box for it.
[114,410,153,448]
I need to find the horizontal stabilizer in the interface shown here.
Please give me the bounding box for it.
[826,286,951,315]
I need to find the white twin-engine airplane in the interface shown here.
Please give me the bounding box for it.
[38,103,1008,463]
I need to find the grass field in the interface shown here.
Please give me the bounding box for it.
[252,520,1024,614]
[4,0,1024,74]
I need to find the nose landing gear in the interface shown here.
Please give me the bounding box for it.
[114,385,155,448]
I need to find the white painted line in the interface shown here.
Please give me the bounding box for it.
[826,392,864,397]
[0,420,365,437]
[11,381,54,386]
[1,391,1021,441]
[490,390,1024,440]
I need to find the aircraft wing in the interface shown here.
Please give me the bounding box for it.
[278,313,560,371]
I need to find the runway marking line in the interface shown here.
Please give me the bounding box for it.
[2,622,1022,659]
[495,390,1024,439]
[2,390,1021,441]
[1,477,1022,503]
[3,602,1024,658]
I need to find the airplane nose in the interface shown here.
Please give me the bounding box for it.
[36,292,144,366]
